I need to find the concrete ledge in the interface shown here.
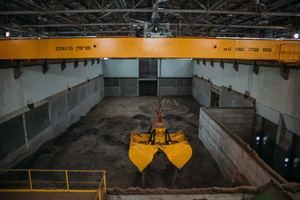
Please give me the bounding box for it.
[200,107,287,185]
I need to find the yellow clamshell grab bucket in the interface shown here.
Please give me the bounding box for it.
[129,116,192,172]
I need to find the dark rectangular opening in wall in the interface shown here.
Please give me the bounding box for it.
[210,91,220,107]
[289,134,300,182]
[139,81,157,96]
[259,118,277,167]
[139,58,157,78]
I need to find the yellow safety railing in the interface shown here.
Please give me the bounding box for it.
[0,169,106,200]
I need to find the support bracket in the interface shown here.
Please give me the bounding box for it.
[210,59,214,67]
[97,58,100,64]
[43,60,49,74]
[203,59,206,66]
[252,61,259,75]
[92,58,94,65]
[74,59,79,68]
[220,59,224,69]
[13,60,23,79]
[280,64,289,80]
[233,60,238,71]
[61,59,66,71]
[84,58,88,67]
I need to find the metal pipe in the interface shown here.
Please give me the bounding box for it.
[0,9,299,16]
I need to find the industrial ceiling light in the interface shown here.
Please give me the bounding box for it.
[5,31,10,37]
[294,33,299,39]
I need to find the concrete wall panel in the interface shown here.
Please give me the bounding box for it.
[66,89,78,112]
[105,87,120,96]
[87,81,95,97]
[49,94,66,123]
[26,127,51,155]
[121,86,137,96]
[94,78,100,92]
[220,88,253,108]
[177,78,192,87]
[78,100,89,117]
[25,103,50,140]
[78,85,87,103]
[121,79,137,86]
[67,106,80,127]
[51,116,67,139]
[161,79,176,87]
[161,87,177,96]
[104,78,120,86]
[193,77,210,106]
[177,87,192,95]
[0,115,25,160]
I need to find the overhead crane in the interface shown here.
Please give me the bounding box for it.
[0,37,299,65]
[0,34,299,181]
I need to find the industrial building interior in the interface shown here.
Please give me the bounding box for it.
[0,0,300,200]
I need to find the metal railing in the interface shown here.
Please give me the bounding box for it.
[0,169,106,200]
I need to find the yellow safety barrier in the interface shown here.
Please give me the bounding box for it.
[0,169,106,200]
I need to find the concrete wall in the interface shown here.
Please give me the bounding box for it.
[161,59,194,77]
[0,61,102,118]
[220,86,254,107]
[192,77,211,107]
[160,78,192,96]
[193,60,300,136]
[199,107,287,186]
[104,78,138,96]
[207,108,255,144]
[103,59,193,97]
[102,59,139,77]
[0,76,104,169]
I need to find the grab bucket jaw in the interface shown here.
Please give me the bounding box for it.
[129,127,192,172]
[129,132,158,172]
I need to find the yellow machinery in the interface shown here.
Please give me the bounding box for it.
[0,37,299,65]
[129,117,192,172]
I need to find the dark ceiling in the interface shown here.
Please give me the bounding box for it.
[0,0,299,38]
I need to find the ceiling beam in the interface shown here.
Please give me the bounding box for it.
[0,9,299,17]
[53,30,261,36]
[0,24,47,36]
[9,23,292,30]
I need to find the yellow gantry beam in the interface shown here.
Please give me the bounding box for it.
[0,37,299,63]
